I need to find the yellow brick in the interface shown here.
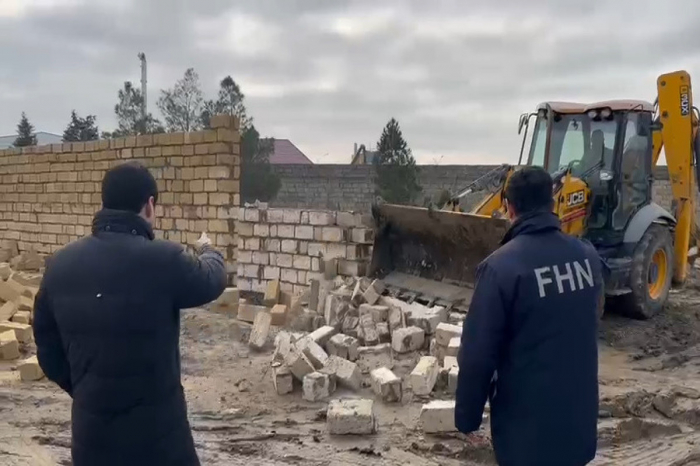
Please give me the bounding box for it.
[264,280,280,306]
[217,180,240,193]
[0,301,17,321]
[0,329,19,360]
[136,135,153,147]
[204,180,217,192]
[189,180,204,192]
[195,144,209,155]
[0,322,31,343]
[18,355,44,381]
[270,304,287,326]
[170,133,185,145]
[209,193,230,206]
[11,311,30,324]
[0,280,20,303]
[193,193,208,205]
[182,145,194,156]
[210,115,233,129]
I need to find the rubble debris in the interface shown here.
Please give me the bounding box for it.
[18,355,44,381]
[351,280,364,306]
[327,399,376,435]
[282,345,315,381]
[341,315,359,338]
[357,344,393,374]
[358,313,379,346]
[0,241,19,263]
[308,279,320,311]
[370,367,402,402]
[303,372,336,402]
[290,309,317,332]
[443,356,458,370]
[309,326,338,346]
[264,280,280,307]
[0,263,10,281]
[238,304,267,323]
[362,279,385,305]
[324,294,350,328]
[272,364,294,395]
[270,304,288,326]
[387,305,405,332]
[211,287,239,314]
[421,400,457,433]
[16,296,33,313]
[410,356,439,395]
[0,322,32,343]
[326,333,359,361]
[320,355,362,390]
[11,311,30,325]
[10,250,43,272]
[392,326,425,354]
[435,323,463,347]
[9,272,41,288]
[447,337,460,357]
[0,301,17,321]
[0,329,19,360]
[359,304,389,323]
[322,258,339,280]
[249,311,272,350]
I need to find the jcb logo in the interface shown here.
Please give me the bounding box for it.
[681,85,690,116]
[567,190,585,207]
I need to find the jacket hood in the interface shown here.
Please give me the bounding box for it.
[500,210,561,245]
[92,208,155,240]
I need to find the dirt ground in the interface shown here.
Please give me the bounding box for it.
[4,285,700,465]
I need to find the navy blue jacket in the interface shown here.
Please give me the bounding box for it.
[33,209,227,466]
[455,211,602,466]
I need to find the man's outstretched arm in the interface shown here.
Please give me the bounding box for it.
[455,263,507,433]
[172,233,228,309]
[33,286,72,395]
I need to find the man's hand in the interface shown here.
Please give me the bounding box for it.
[195,232,212,252]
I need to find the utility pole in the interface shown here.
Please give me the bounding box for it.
[137,53,147,121]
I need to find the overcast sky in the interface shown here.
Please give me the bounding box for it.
[1,0,699,164]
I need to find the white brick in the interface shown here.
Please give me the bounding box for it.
[264,266,281,280]
[309,211,336,226]
[252,251,269,265]
[359,304,389,323]
[311,258,321,271]
[242,264,259,278]
[295,225,314,240]
[326,333,359,361]
[357,343,393,374]
[236,221,254,236]
[391,326,425,353]
[298,241,309,254]
[297,270,307,284]
[376,322,390,343]
[370,367,402,402]
[297,337,330,369]
[244,209,260,222]
[308,243,326,257]
[0,263,11,281]
[408,305,447,335]
[249,311,272,350]
[267,209,285,223]
[244,237,261,251]
[283,209,301,223]
[448,366,459,394]
[308,326,337,346]
[420,400,457,433]
[253,223,269,237]
[447,337,460,357]
[281,239,298,253]
[237,250,252,263]
[351,228,373,244]
[362,279,385,305]
[270,225,278,236]
[436,323,463,346]
[321,355,362,390]
[336,211,356,227]
[327,399,376,435]
[272,364,294,395]
[293,255,311,270]
[281,268,297,283]
[276,253,293,268]
[410,356,439,395]
[322,227,344,242]
[0,329,19,360]
[325,243,347,259]
[303,372,336,401]
[283,346,315,381]
[265,238,281,252]
[18,355,43,381]
[278,225,295,238]
[358,313,379,346]
[443,356,458,370]
[338,260,365,277]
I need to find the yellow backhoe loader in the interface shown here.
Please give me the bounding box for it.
[369,70,698,319]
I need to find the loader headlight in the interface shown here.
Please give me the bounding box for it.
[587,109,598,119]
[600,108,612,119]
[599,170,613,181]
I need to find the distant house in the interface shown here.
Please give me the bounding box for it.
[350,143,379,165]
[270,139,313,164]
[0,131,62,150]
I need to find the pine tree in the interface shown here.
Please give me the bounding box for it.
[157,68,204,132]
[104,81,163,137]
[374,118,422,204]
[62,110,99,142]
[13,112,37,147]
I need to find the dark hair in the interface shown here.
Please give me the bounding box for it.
[101,162,158,213]
[504,166,553,215]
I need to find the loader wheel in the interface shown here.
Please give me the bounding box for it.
[617,224,673,319]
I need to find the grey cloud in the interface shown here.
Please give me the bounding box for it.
[1,0,699,163]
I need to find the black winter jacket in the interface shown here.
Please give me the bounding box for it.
[455,211,603,466]
[33,209,227,466]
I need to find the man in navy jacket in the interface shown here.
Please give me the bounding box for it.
[455,166,602,466]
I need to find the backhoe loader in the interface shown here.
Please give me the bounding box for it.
[369,70,698,319]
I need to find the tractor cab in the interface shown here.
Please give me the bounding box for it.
[518,100,656,246]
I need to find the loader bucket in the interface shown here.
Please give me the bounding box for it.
[368,203,510,310]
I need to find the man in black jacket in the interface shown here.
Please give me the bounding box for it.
[33,161,227,465]
[455,166,602,466]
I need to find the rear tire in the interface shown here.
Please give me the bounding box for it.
[617,224,674,319]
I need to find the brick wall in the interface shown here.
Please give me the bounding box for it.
[0,115,241,281]
[235,205,374,295]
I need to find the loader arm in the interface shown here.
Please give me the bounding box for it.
[655,70,699,283]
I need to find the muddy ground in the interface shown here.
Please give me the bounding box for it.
[4,287,700,465]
